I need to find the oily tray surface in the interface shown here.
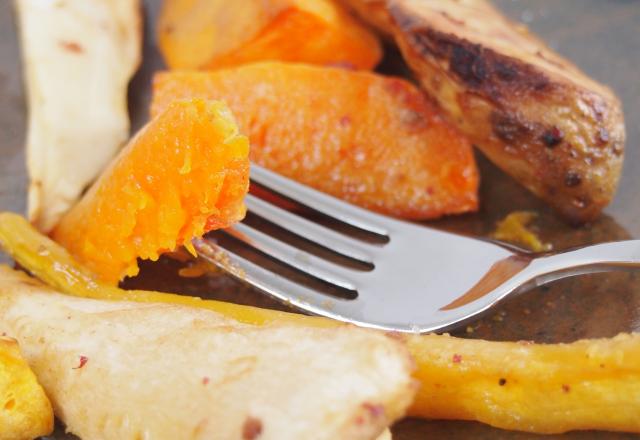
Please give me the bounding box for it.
[0,0,639,438]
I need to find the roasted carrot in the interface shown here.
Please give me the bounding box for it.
[52,99,250,284]
[157,0,382,70]
[152,62,479,220]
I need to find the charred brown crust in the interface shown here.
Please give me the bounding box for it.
[403,28,553,101]
[384,0,625,223]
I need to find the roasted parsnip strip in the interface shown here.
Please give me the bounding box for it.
[1,212,639,434]
[15,0,141,232]
[0,266,414,440]
[151,65,479,220]
[405,333,640,433]
[0,212,319,328]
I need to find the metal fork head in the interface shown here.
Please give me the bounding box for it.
[195,165,639,333]
[193,164,523,333]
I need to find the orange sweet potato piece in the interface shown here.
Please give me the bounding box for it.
[151,62,479,219]
[52,99,250,284]
[157,0,382,70]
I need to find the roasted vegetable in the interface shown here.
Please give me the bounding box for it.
[3,212,640,434]
[340,0,626,223]
[492,211,551,252]
[15,0,141,233]
[52,99,250,284]
[405,333,640,434]
[152,63,479,220]
[0,336,53,440]
[157,0,382,71]
[0,265,414,440]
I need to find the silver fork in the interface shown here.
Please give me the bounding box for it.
[193,165,640,333]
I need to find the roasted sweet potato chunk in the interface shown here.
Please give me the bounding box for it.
[152,62,479,220]
[157,0,382,70]
[52,99,250,284]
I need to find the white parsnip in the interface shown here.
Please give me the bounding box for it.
[0,265,414,440]
[15,0,141,232]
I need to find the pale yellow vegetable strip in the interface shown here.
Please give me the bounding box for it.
[0,212,327,328]
[1,212,639,434]
[406,333,640,433]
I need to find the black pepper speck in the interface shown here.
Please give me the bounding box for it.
[564,171,582,187]
[541,127,563,148]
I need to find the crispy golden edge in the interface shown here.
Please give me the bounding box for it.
[0,336,53,440]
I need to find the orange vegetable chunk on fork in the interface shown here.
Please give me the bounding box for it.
[53,99,250,284]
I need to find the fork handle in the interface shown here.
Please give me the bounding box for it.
[527,240,640,286]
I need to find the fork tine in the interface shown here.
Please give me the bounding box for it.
[193,237,351,315]
[250,165,390,236]
[245,194,376,265]
[225,223,360,291]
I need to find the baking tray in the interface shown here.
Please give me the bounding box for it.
[1,1,639,438]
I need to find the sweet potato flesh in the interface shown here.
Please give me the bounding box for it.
[152,63,479,220]
[52,99,250,284]
[157,0,382,70]
[4,213,640,435]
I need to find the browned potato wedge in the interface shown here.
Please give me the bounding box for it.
[340,0,625,223]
